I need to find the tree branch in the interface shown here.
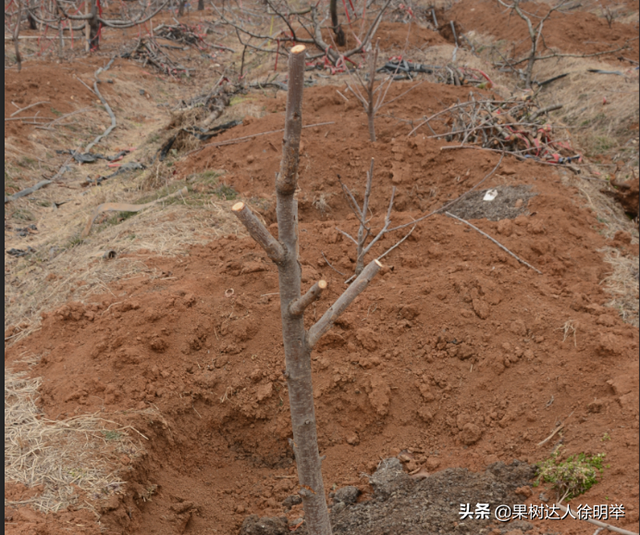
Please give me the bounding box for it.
[289,280,327,316]
[232,202,286,263]
[307,259,382,348]
[445,211,542,274]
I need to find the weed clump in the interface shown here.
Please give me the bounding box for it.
[535,447,607,500]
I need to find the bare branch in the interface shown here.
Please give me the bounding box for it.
[99,2,169,28]
[289,280,327,316]
[387,154,504,233]
[307,259,382,349]
[445,211,542,274]
[232,202,286,263]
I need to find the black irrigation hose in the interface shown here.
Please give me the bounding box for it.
[535,73,569,87]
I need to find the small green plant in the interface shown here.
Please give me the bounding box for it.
[12,207,36,222]
[18,156,36,168]
[214,183,238,201]
[535,447,606,500]
[50,108,63,117]
[602,432,611,441]
[114,211,138,223]
[102,430,122,441]
[593,136,615,154]
[67,235,85,248]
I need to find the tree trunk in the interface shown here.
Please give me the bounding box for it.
[88,0,100,50]
[274,46,332,535]
[27,13,37,30]
[14,1,23,72]
[232,44,383,535]
[178,0,187,17]
[329,0,346,47]
[197,0,204,10]
[89,18,100,50]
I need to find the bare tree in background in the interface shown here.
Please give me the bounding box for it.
[12,0,24,72]
[26,0,168,51]
[215,0,392,68]
[497,0,568,87]
[346,40,423,142]
[329,0,346,46]
[497,0,629,87]
[232,45,387,535]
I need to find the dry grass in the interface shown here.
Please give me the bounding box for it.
[5,168,244,342]
[557,319,578,347]
[600,246,640,326]
[533,56,639,159]
[4,361,146,514]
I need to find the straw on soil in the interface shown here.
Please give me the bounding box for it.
[533,56,639,158]
[5,170,244,343]
[4,363,144,514]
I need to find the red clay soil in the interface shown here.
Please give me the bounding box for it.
[5,79,639,535]
[447,0,640,61]
[4,62,98,150]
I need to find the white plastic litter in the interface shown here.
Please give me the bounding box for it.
[483,189,498,201]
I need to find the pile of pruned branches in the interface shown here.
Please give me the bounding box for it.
[414,96,581,166]
[155,23,209,50]
[123,38,190,76]
[434,64,495,88]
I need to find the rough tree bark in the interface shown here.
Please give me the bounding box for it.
[27,0,38,29]
[329,0,346,46]
[232,44,382,535]
[14,1,24,72]
[365,44,379,142]
[87,0,100,50]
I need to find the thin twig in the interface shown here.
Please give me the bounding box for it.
[445,211,542,274]
[556,503,638,535]
[10,101,50,118]
[386,154,503,233]
[321,252,346,277]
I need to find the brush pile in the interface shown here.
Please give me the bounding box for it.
[420,95,582,166]
[123,38,190,76]
[155,23,209,51]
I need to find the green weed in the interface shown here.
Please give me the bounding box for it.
[18,157,36,168]
[67,235,84,248]
[106,211,138,225]
[213,183,238,201]
[593,136,615,154]
[102,430,122,441]
[12,207,35,222]
[534,447,606,500]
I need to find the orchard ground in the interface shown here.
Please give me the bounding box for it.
[4,1,639,534]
